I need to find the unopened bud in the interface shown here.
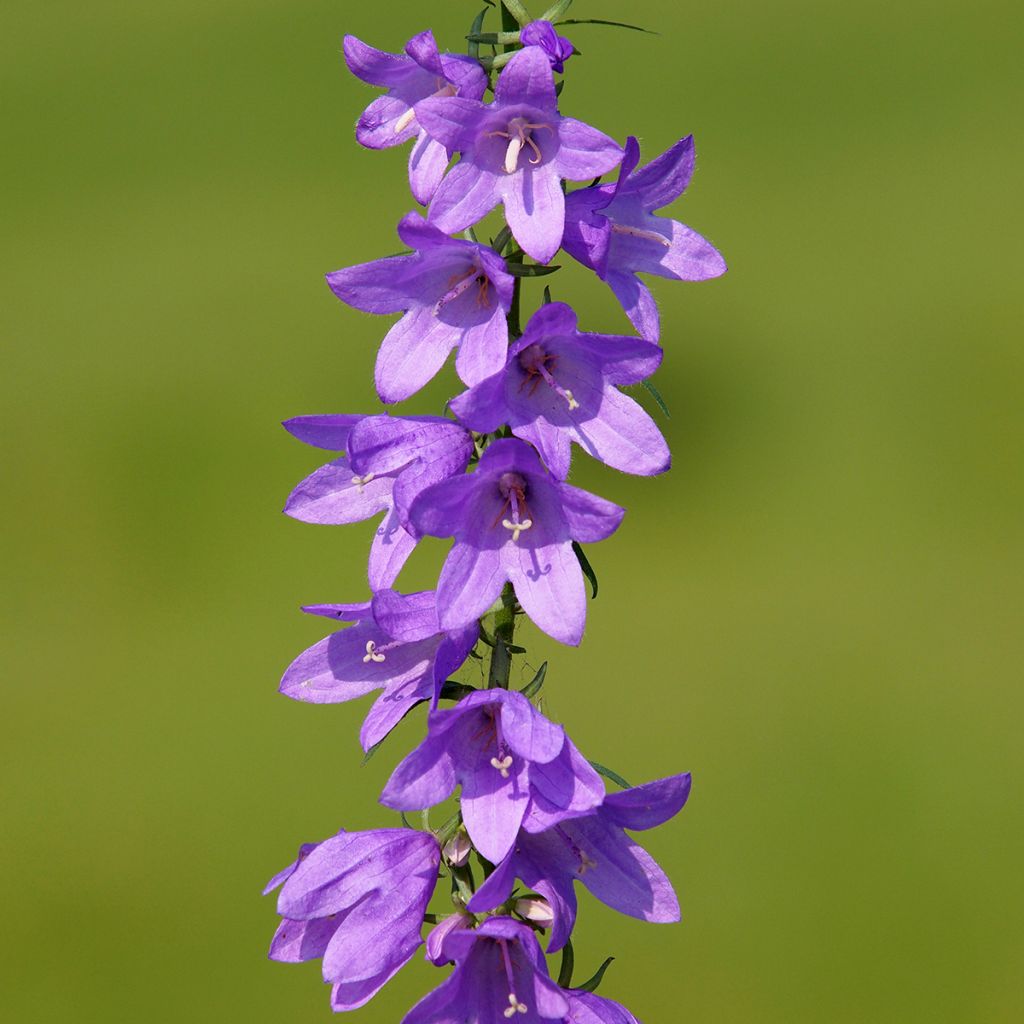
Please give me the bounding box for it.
[443,831,472,867]
[514,896,554,928]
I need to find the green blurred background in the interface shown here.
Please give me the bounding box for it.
[3,0,1022,1019]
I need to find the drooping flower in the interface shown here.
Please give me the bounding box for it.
[279,589,478,751]
[408,438,624,645]
[563,135,727,341]
[380,688,604,864]
[450,301,669,480]
[283,413,473,589]
[520,21,575,74]
[467,773,691,951]
[415,46,623,264]
[563,991,643,1024]
[343,31,488,204]
[265,828,440,1012]
[326,212,514,401]
[403,917,569,1024]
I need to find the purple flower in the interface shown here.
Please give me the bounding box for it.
[279,589,478,751]
[467,773,691,951]
[563,135,727,341]
[415,46,623,264]
[408,438,624,645]
[265,828,440,1011]
[563,991,642,1024]
[520,22,575,74]
[450,302,669,480]
[402,917,569,1024]
[326,213,515,401]
[380,688,604,864]
[283,413,473,589]
[343,31,487,205]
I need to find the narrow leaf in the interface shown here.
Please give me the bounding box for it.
[440,680,477,701]
[540,0,573,20]
[572,541,598,598]
[557,937,575,988]
[500,0,532,27]
[542,285,553,305]
[520,661,548,699]
[361,739,384,766]
[590,760,632,789]
[468,8,490,59]
[641,378,671,418]
[559,18,658,34]
[577,956,615,993]
[400,811,414,829]
[506,262,562,277]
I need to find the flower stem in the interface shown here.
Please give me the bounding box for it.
[487,582,517,689]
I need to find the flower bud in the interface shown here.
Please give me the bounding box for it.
[443,830,472,867]
[514,896,554,928]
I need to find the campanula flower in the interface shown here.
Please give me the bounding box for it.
[415,46,623,263]
[563,135,726,341]
[344,31,487,204]
[520,21,575,74]
[563,991,642,1024]
[327,212,515,401]
[449,302,669,480]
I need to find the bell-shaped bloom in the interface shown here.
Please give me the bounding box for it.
[467,773,691,951]
[343,31,487,204]
[563,135,726,341]
[402,917,569,1024]
[408,438,624,645]
[283,414,473,589]
[326,213,515,401]
[520,22,575,74]
[450,302,669,480]
[279,590,478,751]
[415,46,623,264]
[265,828,440,1012]
[380,688,604,864]
[563,991,642,1024]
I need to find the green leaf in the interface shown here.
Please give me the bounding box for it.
[572,541,598,598]
[361,739,385,766]
[555,79,565,97]
[540,0,573,20]
[577,956,615,993]
[542,285,553,305]
[557,937,575,987]
[439,680,477,701]
[505,262,562,277]
[466,31,522,45]
[399,811,414,829]
[500,0,532,28]
[467,8,490,59]
[520,661,548,699]
[490,224,514,255]
[505,643,527,654]
[558,18,657,34]
[589,760,632,789]
[641,378,671,418]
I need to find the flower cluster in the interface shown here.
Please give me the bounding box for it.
[265,4,724,1020]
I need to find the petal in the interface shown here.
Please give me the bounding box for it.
[300,602,371,622]
[374,307,460,403]
[428,159,501,234]
[578,331,663,386]
[326,255,420,315]
[268,916,339,963]
[557,482,625,542]
[432,624,479,704]
[505,538,585,646]
[425,912,474,965]
[437,543,508,633]
[571,385,670,476]
[408,131,450,206]
[449,370,511,434]
[343,35,410,87]
[380,736,457,810]
[408,474,480,538]
[500,691,564,764]
[415,95,487,153]
[403,29,443,77]
[562,190,612,273]
[356,94,419,149]
[513,417,573,481]
[396,209,453,251]
[438,53,488,101]
[465,850,518,913]
[605,269,660,342]
[283,414,363,452]
[349,415,472,478]
[623,134,696,211]
[503,167,564,264]
[367,508,418,589]
[600,773,692,831]
[555,118,624,181]
[565,991,642,1024]
[284,457,393,524]
[610,135,643,202]
[531,972,571,1020]
[371,588,439,642]
[359,680,431,751]
[278,625,389,705]
[454,302,510,387]
[460,755,530,864]
[658,218,728,281]
[525,740,605,830]
[494,46,557,113]
[401,971,466,1024]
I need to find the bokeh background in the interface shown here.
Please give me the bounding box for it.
[3,0,1022,1020]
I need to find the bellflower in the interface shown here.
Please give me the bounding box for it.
[563,135,727,341]
[283,413,473,588]
[563,991,642,1024]
[467,773,692,951]
[279,589,478,751]
[343,31,488,204]
[403,917,569,1024]
[415,46,623,263]
[265,828,440,1011]
[519,21,575,74]
[326,212,515,401]
[380,688,604,864]
[450,301,670,480]
[408,438,624,645]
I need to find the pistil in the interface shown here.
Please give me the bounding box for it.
[518,344,580,410]
[485,117,553,174]
[393,82,457,135]
[611,222,672,247]
[498,940,529,1018]
[350,472,376,492]
[495,472,534,544]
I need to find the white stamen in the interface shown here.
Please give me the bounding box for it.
[563,389,580,411]
[362,640,386,664]
[501,518,533,543]
[611,223,671,247]
[393,107,417,135]
[350,472,376,492]
[503,993,529,1017]
[490,754,514,778]
[504,136,524,175]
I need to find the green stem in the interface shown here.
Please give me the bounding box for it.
[487,582,517,689]
[500,0,532,33]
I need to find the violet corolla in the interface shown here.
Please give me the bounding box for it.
[563,135,727,341]
[380,687,603,864]
[416,46,623,263]
[520,21,575,74]
[450,301,669,479]
[327,212,515,401]
[344,31,488,204]
[408,437,624,645]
